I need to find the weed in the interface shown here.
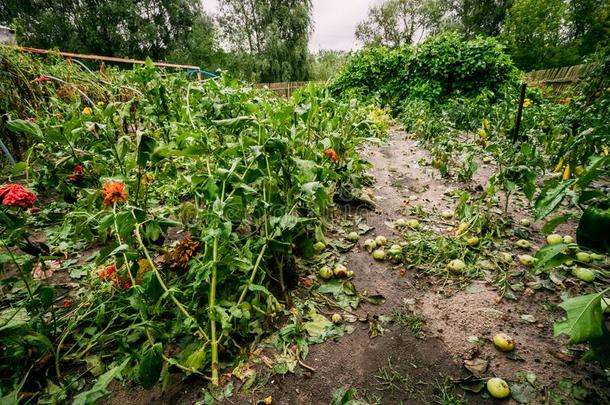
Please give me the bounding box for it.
[433,382,468,405]
[393,309,425,338]
[374,359,415,396]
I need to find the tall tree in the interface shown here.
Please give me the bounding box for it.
[0,0,219,66]
[567,0,610,56]
[217,0,313,82]
[500,0,573,70]
[355,0,445,47]
[447,0,513,37]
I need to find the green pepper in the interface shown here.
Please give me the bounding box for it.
[577,207,610,254]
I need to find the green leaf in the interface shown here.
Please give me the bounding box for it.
[553,291,607,344]
[542,214,574,234]
[6,119,43,140]
[39,286,55,310]
[534,180,574,221]
[534,243,570,270]
[302,313,333,339]
[142,271,163,303]
[183,345,208,371]
[137,134,157,167]
[72,358,129,405]
[138,344,163,389]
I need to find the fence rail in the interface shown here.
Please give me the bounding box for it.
[256,81,318,98]
[525,64,586,92]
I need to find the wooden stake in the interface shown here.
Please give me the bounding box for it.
[512,82,527,143]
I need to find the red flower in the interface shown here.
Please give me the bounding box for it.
[100,181,127,205]
[33,76,51,83]
[0,184,37,208]
[63,299,71,308]
[324,149,339,162]
[67,165,85,182]
[123,281,132,289]
[99,264,116,279]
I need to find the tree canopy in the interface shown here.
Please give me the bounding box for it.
[0,0,220,68]
[216,0,313,82]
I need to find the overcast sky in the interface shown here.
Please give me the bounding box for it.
[202,0,381,52]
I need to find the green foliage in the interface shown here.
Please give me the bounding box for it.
[554,289,610,366]
[331,33,518,109]
[0,51,386,399]
[0,0,219,67]
[217,0,313,82]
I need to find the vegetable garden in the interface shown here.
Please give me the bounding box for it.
[1,32,609,404]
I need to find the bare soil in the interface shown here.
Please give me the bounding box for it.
[106,128,609,404]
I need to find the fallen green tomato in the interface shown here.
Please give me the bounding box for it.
[364,239,377,252]
[546,234,563,245]
[375,235,387,246]
[346,232,359,242]
[572,267,595,282]
[319,266,333,280]
[447,259,466,273]
[515,239,531,249]
[487,377,510,399]
[518,254,535,267]
[313,241,326,252]
[493,332,515,352]
[372,249,386,260]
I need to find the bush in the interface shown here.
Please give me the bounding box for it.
[331,33,519,110]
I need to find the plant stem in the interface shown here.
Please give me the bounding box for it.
[237,243,267,305]
[209,237,219,385]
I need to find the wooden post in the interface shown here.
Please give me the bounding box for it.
[512,82,527,143]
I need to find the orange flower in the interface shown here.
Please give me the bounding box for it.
[100,181,127,204]
[324,148,339,162]
[99,264,116,279]
[63,299,71,308]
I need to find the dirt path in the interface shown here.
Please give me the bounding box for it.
[108,129,609,404]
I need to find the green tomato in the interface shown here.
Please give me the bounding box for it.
[487,378,510,399]
[515,239,531,249]
[441,210,455,220]
[575,252,591,263]
[466,236,480,247]
[318,266,333,280]
[372,249,386,260]
[331,313,343,324]
[346,232,359,242]
[364,239,377,252]
[563,235,574,244]
[518,254,535,267]
[313,241,326,252]
[546,234,563,245]
[572,267,595,282]
[447,259,466,273]
[519,218,531,227]
[493,333,515,352]
[407,219,420,230]
[590,253,605,261]
[498,252,513,263]
[375,235,387,246]
[395,218,408,227]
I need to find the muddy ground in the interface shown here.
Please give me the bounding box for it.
[107,129,609,404]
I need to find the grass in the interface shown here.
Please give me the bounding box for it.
[374,359,415,396]
[393,308,425,337]
[433,382,468,405]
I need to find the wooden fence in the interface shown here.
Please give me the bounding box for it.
[525,64,586,93]
[256,81,315,98]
